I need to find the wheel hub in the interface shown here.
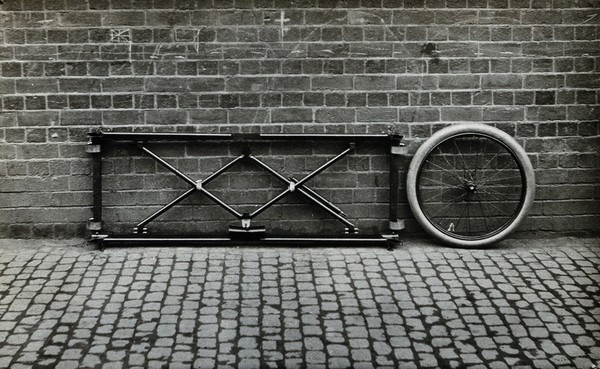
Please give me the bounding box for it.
[466,181,477,193]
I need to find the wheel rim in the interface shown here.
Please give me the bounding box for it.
[415,132,527,241]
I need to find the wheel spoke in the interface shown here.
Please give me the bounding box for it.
[473,136,488,182]
[419,176,464,190]
[478,196,512,217]
[454,202,469,233]
[476,193,490,233]
[479,160,520,187]
[480,187,520,201]
[480,175,523,184]
[420,187,459,203]
[423,160,469,183]
[466,201,472,235]
[426,193,467,220]
[437,146,458,172]
[477,151,502,176]
[452,138,472,181]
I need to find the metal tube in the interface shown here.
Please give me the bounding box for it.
[296,187,356,230]
[249,189,291,218]
[99,236,388,246]
[92,150,102,223]
[389,148,400,226]
[136,187,196,229]
[202,155,244,185]
[291,178,346,217]
[102,132,232,141]
[296,146,353,188]
[199,188,243,219]
[100,237,231,245]
[141,146,196,187]
[388,135,405,232]
[260,134,389,141]
[263,237,387,245]
[247,155,289,183]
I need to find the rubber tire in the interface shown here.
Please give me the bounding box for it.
[406,124,535,248]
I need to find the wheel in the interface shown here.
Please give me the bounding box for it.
[406,124,535,248]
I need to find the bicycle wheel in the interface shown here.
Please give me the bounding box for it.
[406,124,535,248]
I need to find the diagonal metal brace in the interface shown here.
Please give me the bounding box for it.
[136,146,243,232]
[247,145,357,231]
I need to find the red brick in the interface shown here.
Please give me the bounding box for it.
[350,43,393,58]
[483,107,525,121]
[441,107,482,121]
[227,109,268,124]
[396,76,437,90]
[398,107,440,122]
[102,11,146,26]
[566,74,600,88]
[144,77,189,92]
[434,10,479,25]
[312,76,354,91]
[521,10,562,24]
[271,108,313,123]
[145,110,187,125]
[356,108,397,122]
[482,75,522,89]
[59,78,101,93]
[562,10,600,25]
[103,78,145,93]
[393,10,435,25]
[58,12,101,26]
[13,13,51,28]
[347,9,392,25]
[60,111,102,126]
[146,11,191,26]
[307,43,350,58]
[103,111,143,125]
[269,77,310,91]
[16,79,59,94]
[526,106,567,121]
[315,108,355,123]
[225,77,267,92]
[439,75,480,90]
[17,111,59,127]
[354,76,395,91]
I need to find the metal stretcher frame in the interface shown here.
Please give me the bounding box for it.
[87,131,406,247]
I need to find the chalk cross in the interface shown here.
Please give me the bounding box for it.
[277,10,290,41]
[277,11,290,27]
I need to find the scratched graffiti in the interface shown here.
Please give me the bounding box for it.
[110,29,131,44]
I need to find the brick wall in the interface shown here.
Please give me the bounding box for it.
[0,0,599,238]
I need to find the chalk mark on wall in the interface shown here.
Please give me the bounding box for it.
[110,29,132,44]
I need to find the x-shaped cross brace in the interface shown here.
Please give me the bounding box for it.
[134,143,357,234]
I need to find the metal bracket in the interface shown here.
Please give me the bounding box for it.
[133,227,148,234]
[196,180,203,191]
[345,227,358,234]
[91,233,109,241]
[86,144,101,154]
[87,219,102,231]
[389,220,405,231]
[391,143,407,155]
[241,218,251,229]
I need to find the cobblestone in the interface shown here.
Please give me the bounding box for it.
[0,238,598,368]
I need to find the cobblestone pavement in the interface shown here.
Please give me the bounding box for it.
[0,238,598,369]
